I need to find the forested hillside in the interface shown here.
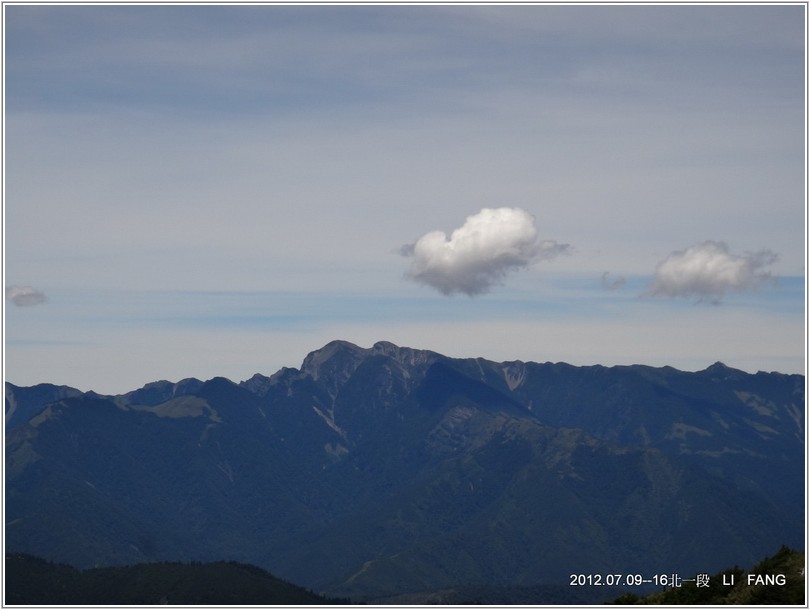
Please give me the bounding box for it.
[610,546,805,605]
[4,553,347,605]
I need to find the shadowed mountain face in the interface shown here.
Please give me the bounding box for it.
[4,553,346,606]
[5,340,805,599]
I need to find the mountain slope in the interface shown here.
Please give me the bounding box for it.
[4,553,345,605]
[5,340,805,599]
[610,546,805,605]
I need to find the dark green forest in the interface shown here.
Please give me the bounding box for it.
[4,553,349,605]
[5,547,806,606]
[609,546,805,605]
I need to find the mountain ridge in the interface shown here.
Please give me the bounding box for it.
[6,339,797,411]
[5,339,805,599]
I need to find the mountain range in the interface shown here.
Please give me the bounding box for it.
[5,340,805,601]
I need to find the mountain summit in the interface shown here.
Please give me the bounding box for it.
[5,341,804,599]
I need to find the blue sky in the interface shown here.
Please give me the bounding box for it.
[4,3,806,394]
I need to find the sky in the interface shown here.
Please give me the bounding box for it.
[4,3,806,394]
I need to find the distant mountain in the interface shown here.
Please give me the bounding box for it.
[4,553,346,605]
[5,340,805,601]
[5,382,83,430]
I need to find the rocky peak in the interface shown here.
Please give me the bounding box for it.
[300,341,368,381]
[371,341,439,369]
[298,341,374,405]
[701,361,744,381]
[371,340,400,356]
[240,373,274,396]
[117,378,203,407]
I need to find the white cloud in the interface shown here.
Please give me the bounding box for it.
[6,285,48,307]
[402,207,570,296]
[647,240,778,302]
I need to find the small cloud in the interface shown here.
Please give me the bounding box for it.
[646,241,778,303]
[397,243,415,257]
[401,207,570,296]
[6,285,48,307]
[601,271,626,290]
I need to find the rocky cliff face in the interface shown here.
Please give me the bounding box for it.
[5,340,805,598]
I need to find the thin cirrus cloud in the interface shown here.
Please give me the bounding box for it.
[6,285,48,307]
[401,207,571,297]
[646,240,778,303]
